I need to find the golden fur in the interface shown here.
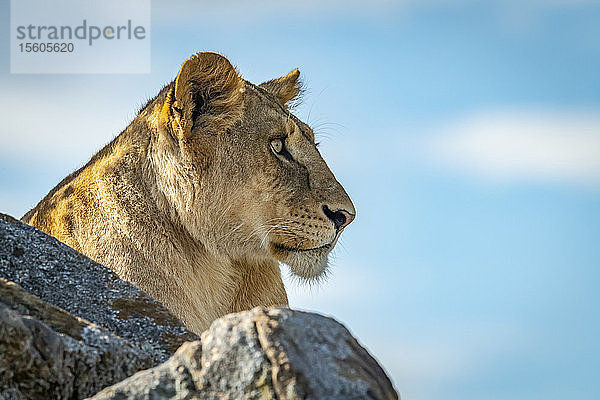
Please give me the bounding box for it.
[22,52,355,334]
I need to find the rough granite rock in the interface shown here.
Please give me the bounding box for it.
[0,279,155,399]
[0,213,198,363]
[0,212,398,399]
[90,307,399,400]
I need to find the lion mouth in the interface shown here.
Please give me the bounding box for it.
[272,242,332,253]
[270,235,340,279]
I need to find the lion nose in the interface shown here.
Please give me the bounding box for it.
[322,205,355,231]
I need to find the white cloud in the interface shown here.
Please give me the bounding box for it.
[423,110,600,186]
[0,88,143,166]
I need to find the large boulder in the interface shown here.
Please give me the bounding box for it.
[0,212,398,399]
[0,278,155,399]
[0,213,198,363]
[91,307,399,400]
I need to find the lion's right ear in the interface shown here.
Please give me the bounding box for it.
[259,69,302,108]
[171,52,243,137]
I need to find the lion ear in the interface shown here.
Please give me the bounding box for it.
[172,52,243,137]
[259,69,302,108]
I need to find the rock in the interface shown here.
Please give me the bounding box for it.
[0,212,397,399]
[90,307,399,400]
[0,213,198,364]
[0,279,156,399]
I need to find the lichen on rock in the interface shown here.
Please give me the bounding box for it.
[0,213,198,363]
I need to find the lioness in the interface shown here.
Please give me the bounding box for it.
[22,52,355,334]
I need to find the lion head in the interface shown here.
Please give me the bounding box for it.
[151,52,355,279]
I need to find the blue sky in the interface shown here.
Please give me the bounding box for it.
[1,1,599,399]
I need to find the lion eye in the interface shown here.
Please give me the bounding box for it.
[270,137,294,162]
[271,139,284,153]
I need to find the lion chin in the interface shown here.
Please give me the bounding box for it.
[269,236,340,280]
